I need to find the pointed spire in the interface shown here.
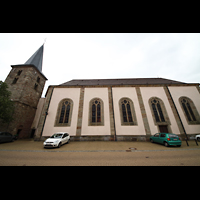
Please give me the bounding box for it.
[24,44,44,72]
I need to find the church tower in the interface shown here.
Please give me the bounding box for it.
[3,44,48,138]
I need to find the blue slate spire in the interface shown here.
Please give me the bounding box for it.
[24,44,44,72]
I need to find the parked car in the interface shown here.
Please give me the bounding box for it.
[0,132,15,143]
[150,133,182,147]
[195,134,200,142]
[43,132,70,148]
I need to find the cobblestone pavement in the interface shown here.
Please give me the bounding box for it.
[0,140,200,166]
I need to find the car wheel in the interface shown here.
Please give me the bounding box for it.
[58,142,62,148]
[150,139,154,143]
[197,137,200,142]
[164,142,169,147]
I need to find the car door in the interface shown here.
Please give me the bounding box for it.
[153,133,160,143]
[0,132,6,142]
[62,133,67,144]
[159,133,166,144]
[4,132,9,142]
[1,132,7,142]
[66,133,69,142]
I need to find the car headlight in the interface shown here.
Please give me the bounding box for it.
[54,140,60,143]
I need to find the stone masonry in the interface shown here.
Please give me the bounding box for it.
[1,65,47,138]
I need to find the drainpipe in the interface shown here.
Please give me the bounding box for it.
[110,86,117,141]
[40,86,54,139]
[166,86,189,146]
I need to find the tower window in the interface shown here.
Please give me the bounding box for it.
[34,83,38,90]
[37,77,40,83]
[17,70,22,75]
[12,77,18,84]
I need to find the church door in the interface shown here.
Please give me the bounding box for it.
[159,125,168,133]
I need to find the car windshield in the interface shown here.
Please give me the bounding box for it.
[50,133,63,138]
[168,134,179,138]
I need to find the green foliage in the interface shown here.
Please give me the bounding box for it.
[0,81,14,123]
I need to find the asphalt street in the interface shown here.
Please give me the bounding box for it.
[0,140,200,166]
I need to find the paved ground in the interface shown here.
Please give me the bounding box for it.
[0,140,200,166]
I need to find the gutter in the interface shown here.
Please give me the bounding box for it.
[110,86,117,141]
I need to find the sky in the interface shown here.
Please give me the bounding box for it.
[0,33,200,97]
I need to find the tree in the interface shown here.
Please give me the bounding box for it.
[0,81,14,123]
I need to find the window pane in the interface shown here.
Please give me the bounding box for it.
[152,103,160,122]
[127,103,133,122]
[187,103,196,121]
[97,104,101,122]
[59,104,65,123]
[182,103,192,121]
[92,104,96,122]
[64,105,70,123]
[157,103,165,122]
[122,104,127,122]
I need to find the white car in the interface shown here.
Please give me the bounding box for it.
[43,132,70,148]
[195,134,200,142]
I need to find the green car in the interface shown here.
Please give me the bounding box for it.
[150,133,182,147]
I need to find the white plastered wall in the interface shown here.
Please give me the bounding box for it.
[112,87,146,135]
[140,87,180,135]
[31,98,46,129]
[42,88,80,137]
[168,86,200,134]
[81,88,111,135]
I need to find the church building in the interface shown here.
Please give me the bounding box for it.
[2,44,200,141]
[34,78,200,141]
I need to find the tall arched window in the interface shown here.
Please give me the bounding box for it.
[150,98,165,122]
[89,98,104,126]
[119,98,137,125]
[55,98,73,126]
[149,97,171,130]
[179,97,200,124]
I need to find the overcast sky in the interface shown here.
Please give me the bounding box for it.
[0,33,200,97]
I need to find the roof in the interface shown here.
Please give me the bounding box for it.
[24,44,44,72]
[59,78,186,86]
[11,44,47,80]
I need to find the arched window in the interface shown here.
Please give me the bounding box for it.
[119,98,137,125]
[179,97,200,124]
[89,98,104,126]
[150,98,165,122]
[149,97,171,130]
[55,98,73,126]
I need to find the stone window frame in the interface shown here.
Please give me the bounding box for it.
[119,97,137,126]
[179,96,200,125]
[88,98,104,126]
[149,97,171,127]
[54,98,73,127]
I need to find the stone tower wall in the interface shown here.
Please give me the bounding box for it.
[1,65,46,138]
